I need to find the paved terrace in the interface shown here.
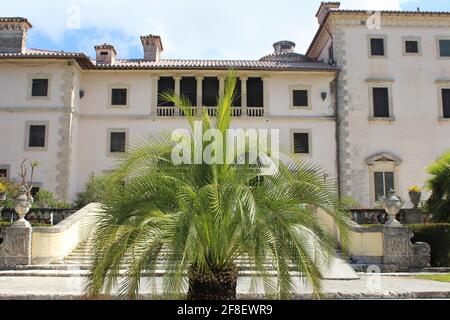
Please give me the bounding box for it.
[0,273,449,299]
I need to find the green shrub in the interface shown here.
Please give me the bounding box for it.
[424,151,450,222]
[408,223,450,267]
[33,190,72,209]
[75,176,119,208]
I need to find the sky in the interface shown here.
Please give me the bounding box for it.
[1,0,450,60]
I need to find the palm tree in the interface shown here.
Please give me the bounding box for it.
[425,151,450,222]
[84,72,352,300]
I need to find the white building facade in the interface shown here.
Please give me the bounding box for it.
[308,3,450,207]
[0,2,450,208]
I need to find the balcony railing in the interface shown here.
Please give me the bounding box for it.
[157,106,176,117]
[156,106,264,118]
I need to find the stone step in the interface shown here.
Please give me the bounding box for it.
[61,261,299,271]
[2,268,306,278]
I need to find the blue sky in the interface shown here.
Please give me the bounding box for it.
[2,0,450,60]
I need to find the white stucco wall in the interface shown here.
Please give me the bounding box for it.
[338,24,450,207]
[0,112,62,193]
[0,61,69,108]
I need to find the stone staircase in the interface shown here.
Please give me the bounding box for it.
[10,237,358,280]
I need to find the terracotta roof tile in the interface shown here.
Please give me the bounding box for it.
[0,51,337,71]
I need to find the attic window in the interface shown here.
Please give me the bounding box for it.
[100,51,109,56]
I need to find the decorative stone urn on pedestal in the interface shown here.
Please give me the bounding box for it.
[382,191,402,227]
[13,186,33,227]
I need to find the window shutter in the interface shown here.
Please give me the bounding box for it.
[111,89,127,105]
[293,90,308,107]
[202,77,219,107]
[439,40,450,57]
[442,89,450,118]
[373,88,390,117]
[374,172,385,202]
[370,38,385,56]
[31,79,49,97]
[110,132,126,153]
[247,78,263,107]
[158,77,175,106]
[384,172,394,196]
[293,133,309,154]
[29,125,46,147]
[405,41,418,53]
[180,77,197,106]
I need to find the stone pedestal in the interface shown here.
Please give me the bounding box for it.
[0,225,32,270]
[403,208,423,225]
[382,226,430,269]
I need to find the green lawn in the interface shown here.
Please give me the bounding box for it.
[416,274,450,283]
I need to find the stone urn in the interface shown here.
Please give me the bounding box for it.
[13,186,33,227]
[409,191,422,208]
[382,192,402,227]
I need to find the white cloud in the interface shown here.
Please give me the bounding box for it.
[1,0,414,59]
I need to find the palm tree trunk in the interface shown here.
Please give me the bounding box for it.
[187,265,238,300]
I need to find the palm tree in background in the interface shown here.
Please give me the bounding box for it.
[84,72,352,300]
[425,151,450,222]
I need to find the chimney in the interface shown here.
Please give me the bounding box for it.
[140,34,163,61]
[273,40,296,54]
[94,43,117,65]
[316,2,341,24]
[0,17,32,53]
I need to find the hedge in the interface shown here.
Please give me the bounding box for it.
[407,224,450,267]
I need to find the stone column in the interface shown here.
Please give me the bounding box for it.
[196,75,203,114]
[151,76,160,116]
[219,76,225,97]
[174,75,181,96]
[173,75,181,116]
[0,225,32,269]
[262,76,270,116]
[240,76,248,117]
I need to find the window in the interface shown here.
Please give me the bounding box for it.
[31,79,49,97]
[109,131,127,153]
[293,132,310,154]
[370,37,386,57]
[0,165,9,179]
[405,41,418,54]
[158,77,175,106]
[367,152,401,205]
[372,87,390,118]
[247,77,263,107]
[442,89,450,119]
[438,39,450,57]
[180,77,197,106]
[374,171,394,202]
[26,121,49,150]
[30,186,41,198]
[111,88,127,106]
[100,51,108,56]
[202,77,219,107]
[29,125,46,147]
[293,90,309,107]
